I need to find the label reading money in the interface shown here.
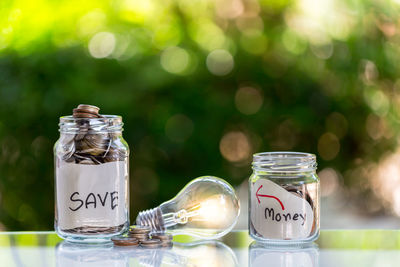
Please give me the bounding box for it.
[250,179,313,239]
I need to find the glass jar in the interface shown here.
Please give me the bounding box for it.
[54,114,130,243]
[249,152,320,245]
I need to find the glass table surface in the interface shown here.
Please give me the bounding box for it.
[1,230,399,267]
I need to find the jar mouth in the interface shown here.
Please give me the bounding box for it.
[59,115,123,134]
[252,151,317,173]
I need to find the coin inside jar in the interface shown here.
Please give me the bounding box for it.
[284,185,314,209]
[111,236,139,247]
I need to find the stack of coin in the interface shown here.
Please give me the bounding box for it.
[111,236,139,247]
[150,233,173,247]
[111,226,174,248]
[128,225,151,241]
[73,104,103,118]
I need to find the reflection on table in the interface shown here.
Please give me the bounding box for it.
[248,242,319,267]
[3,230,400,266]
[56,240,238,267]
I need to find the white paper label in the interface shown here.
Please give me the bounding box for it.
[250,179,313,239]
[56,161,128,229]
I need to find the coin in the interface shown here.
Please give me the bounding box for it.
[65,104,125,165]
[77,104,100,114]
[73,112,100,118]
[73,104,102,118]
[140,239,162,248]
[150,233,173,241]
[111,236,139,247]
[129,233,149,241]
[129,225,151,234]
[284,185,314,209]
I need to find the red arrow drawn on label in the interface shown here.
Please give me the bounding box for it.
[256,185,285,210]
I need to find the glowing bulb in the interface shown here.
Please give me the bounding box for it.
[136,176,240,239]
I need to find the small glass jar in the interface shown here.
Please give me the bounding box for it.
[249,152,320,245]
[54,114,130,243]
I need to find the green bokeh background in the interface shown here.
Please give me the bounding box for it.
[1,0,400,230]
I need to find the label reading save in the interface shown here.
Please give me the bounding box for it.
[56,161,128,230]
[250,179,313,239]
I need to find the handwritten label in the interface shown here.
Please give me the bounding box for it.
[250,179,313,239]
[56,161,128,229]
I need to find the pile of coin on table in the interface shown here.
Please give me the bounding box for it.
[111,225,173,248]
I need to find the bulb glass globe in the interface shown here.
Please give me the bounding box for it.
[136,176,240,239]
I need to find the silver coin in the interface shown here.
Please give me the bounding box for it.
[130,225,151,234]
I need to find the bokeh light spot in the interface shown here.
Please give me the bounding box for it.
[240,31,268,55]
[236,16,264,33]
[318,132,340,160]
[219,131,251,163]
[362,60,379,83]
[366,114,385,140]
[318,167,340,197]
[165,114,194,143]
[88,32,116,58]
[160,46,190,75]
[325,112,348,139]
[282,29,307,55]
[270,120,298,150]
[78,10,106,37]
[363,88,389,116]
[190,21,227,51]
[216,0,244,19]
[235,86,263,115]
[206,49,234,76]
[311,42,333,59]
[369,149,400,216]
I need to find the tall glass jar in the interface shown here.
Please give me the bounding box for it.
[249,152,320,245]
[54,113,129,243]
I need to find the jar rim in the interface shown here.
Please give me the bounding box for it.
[59,115,123,133]
[252,151,317,173]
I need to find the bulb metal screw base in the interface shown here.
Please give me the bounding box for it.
[136,207,165,232]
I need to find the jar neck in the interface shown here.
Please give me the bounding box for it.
[59,115,123,134]
[252,152,317,175]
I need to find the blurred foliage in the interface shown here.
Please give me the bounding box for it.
[1,0,400,230]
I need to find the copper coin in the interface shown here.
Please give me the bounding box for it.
[73,112,99,118]
[111,236,139,247]
[77,104,100,114]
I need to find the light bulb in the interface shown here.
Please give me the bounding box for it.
[136,176,240,239]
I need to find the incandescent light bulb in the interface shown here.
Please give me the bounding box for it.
[136,176,240,239]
